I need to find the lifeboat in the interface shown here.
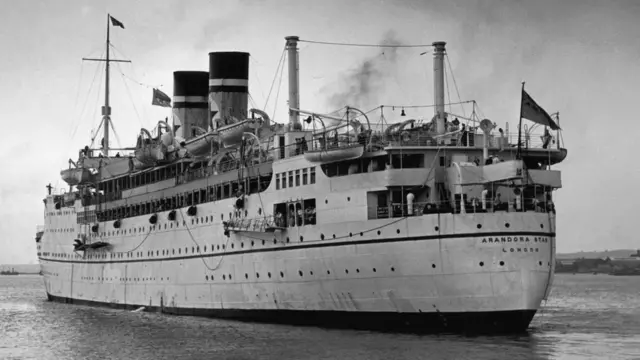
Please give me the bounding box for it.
[218,117,261,148]
[303,143,364,163]
[60,167,93,186]
[181,126,219,158]
[134,128,170,166]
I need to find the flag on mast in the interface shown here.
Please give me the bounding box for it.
[109,15,125,29]
[152,88,171,107]
[521,90,560,130]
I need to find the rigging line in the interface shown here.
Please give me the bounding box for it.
[179,207,228,271]
[271,54,286,121]
[71,49,106,140]
[264,47,286,111]
[380,100,474,109]
[122,227,154,253]
[67,61,86,139]
[249,55,267,101]
[444,58,452,115]
[445,54,466,117]
[116,62,144,129]
[298,39,432,48]
[89,60,106,148]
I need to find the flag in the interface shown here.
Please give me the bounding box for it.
[152,88,171,107]
[110,15,125,29]
[521,90,560,130]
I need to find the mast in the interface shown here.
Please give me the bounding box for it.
[432,41,446,135]
[285,36,301,130]
[103,14,111,156]
[82,13,130,157]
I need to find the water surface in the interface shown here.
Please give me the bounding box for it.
[1,274,639,359]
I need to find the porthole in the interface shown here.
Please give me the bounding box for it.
[206,275,209,280]
[268,272,271,278]
[373,268,377,272]
[298,270,303,277]
[251,241,255,246]
[435,226,439,231]
[391,267,395,272]
[320,234,325,240]
[280,271,284,278]
[349,232,352,237]
[204,246,207,252]
[327,270,331,274]
[505,223,510,228]
[477,224,482,229]
[241,243,244,248]
[221,214,224,220]
[540,224,544,229]
[223,275,226,280]
[360,232,363,236]
[356,269,360,273]
[432,264,436,268]
[231,243,234,249]
[345,269,349,274]
[396,229,400,234]
[273,239,277,244]
[256,273,260,278]
[286,237,290,243]
[539,261,543,266]
[325,199,328,204]
[333,234,336,239]
[500,261,505,266]
[310,271,314,275]
[479,262,484,266]
[228,274,232,280]
[262,239,266,245]
[258,208,262,215]
[300,236,304,242]
[347,197,351,201]
[245,273,248,279]
[377,230,381,235]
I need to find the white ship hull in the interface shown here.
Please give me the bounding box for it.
[39,204,555,333]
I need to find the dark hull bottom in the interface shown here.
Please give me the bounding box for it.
[46,293,536,334]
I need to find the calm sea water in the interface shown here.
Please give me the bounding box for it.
[1,274,639,360]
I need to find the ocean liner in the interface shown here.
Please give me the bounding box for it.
[37,15,567,333]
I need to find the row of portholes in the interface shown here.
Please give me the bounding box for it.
[47,228,75,233]
[478,260,548,267]
[205,266,400,282]
[474,223,545,229]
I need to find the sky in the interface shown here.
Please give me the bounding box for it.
[1,0,639,264]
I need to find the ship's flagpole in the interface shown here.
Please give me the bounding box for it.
[516,81,525,160]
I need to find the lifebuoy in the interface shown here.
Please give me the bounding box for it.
[168,210,176,221]
[149,214,157,224]
[187,206,197,216]
[113,220,121,228]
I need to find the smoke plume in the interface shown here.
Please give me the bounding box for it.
[323,30,403,113]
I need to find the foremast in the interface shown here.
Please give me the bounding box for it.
[82,14,130,156]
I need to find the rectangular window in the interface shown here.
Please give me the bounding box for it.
[281,173,287,189]
[302,168,308,185]
[295,169,300,186]
[276,173,280,190]
[288,171,294,188]
[310,167,316,184]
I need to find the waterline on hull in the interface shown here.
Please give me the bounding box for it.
[46,293,537,334]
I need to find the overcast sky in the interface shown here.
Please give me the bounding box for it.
[1,0,638,264]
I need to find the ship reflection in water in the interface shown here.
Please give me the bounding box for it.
[1,275,639,360]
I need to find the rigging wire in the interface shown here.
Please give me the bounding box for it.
[70,49,106,141]
[271,53,286,121]
[115,62,144,129]
[445,54,466,118]
[298,39,433,48]
[263,47,286,112]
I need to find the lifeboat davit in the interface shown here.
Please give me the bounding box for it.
[134,127,174,166]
